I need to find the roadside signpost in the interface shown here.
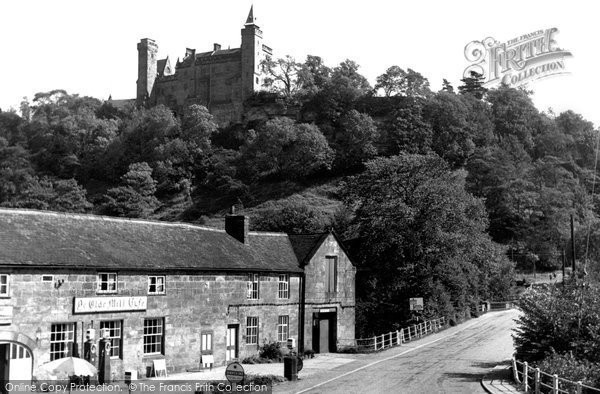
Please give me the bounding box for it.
[225,362,245,384]
[409,297,424,311]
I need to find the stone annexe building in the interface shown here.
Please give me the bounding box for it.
[135,6,271,125]
[0,208,355,384]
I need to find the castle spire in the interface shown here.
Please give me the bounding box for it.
[245,5,255,25]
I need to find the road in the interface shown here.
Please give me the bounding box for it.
[278,309,519,394]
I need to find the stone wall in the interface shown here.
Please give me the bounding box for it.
[302,234,356,352]
[0,269,300,379]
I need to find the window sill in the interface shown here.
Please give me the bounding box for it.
[142,353,165,361]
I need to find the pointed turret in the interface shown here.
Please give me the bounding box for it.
[245,5,256,25]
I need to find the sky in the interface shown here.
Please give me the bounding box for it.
[0,0,597,127]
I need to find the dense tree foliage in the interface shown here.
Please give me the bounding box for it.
[342,154,513,333]
[3,55,600,339]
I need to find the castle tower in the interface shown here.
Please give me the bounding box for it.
[241,6,265,101]
[137,38,158,105]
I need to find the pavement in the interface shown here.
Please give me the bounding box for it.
[481,365,523,393]
[148,353,357,381]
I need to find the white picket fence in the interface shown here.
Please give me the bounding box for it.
[513,357,600,394]
[339,317,446,352]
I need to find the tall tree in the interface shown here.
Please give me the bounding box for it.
[458,71,487,99]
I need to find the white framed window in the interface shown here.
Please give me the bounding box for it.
[143,318,164,355]
[278,274,289,299]
[246,316,258,345]
[247,274,259,300]
[100,320,123,359]
[50,323,76,361]
[97,272,117,294]
[0,274,9,297]
[277,315,289,342]
[201,332,213,353]
[148,276,166,295]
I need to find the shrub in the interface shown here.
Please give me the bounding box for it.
[246,374,286,386]
[514,281,600,363]
[259,341,283,361]
[303,348,315,358]
[537,352,600,388]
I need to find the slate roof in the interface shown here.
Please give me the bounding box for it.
[289,232,357,267]
[177,48,241,68]
[0,209,302,273]
[288,233,330,266]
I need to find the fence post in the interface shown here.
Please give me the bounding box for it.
[523,362,529,392]
[552,374,558,394]
[512,358,520,383]
[396,330,401,345]
[372,336,377,351]
[576,381,582,394]
[534,368,540,394]
[408,327,411,341]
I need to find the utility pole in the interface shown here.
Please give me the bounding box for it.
[571,214,576,273]
[562,248,566,286]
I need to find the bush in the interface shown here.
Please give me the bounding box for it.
[259,341,284,361]
[514,281,600,363]
[246,374,286,386]
[537,352,600,388]
[303,348,315,358]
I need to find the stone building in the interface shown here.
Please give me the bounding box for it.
[0,208,355,384]
[289,234,356,353]
[136,6,272,126]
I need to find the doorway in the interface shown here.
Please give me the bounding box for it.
[225,325,238,362]
[312,311,337,353]
[0,342,32,394]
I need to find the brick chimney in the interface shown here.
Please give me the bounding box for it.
[225,207,249,244]
[213,43,221,51]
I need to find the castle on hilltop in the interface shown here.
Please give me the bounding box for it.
[136,6,272,125]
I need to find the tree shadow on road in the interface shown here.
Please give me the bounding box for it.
[443,372,483,382]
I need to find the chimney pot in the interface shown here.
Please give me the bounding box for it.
[214,43,221,51]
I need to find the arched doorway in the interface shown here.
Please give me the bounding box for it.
[0,331,35,394]
[0,342,33,381]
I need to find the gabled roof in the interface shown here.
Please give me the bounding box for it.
[0,209,302,273]
[288,231,356,267]
[157,57,172,76]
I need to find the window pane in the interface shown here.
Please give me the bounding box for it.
[50,323,75,361]
[143,318,164,355]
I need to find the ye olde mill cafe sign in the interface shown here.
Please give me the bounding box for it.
[74,296,147,314]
